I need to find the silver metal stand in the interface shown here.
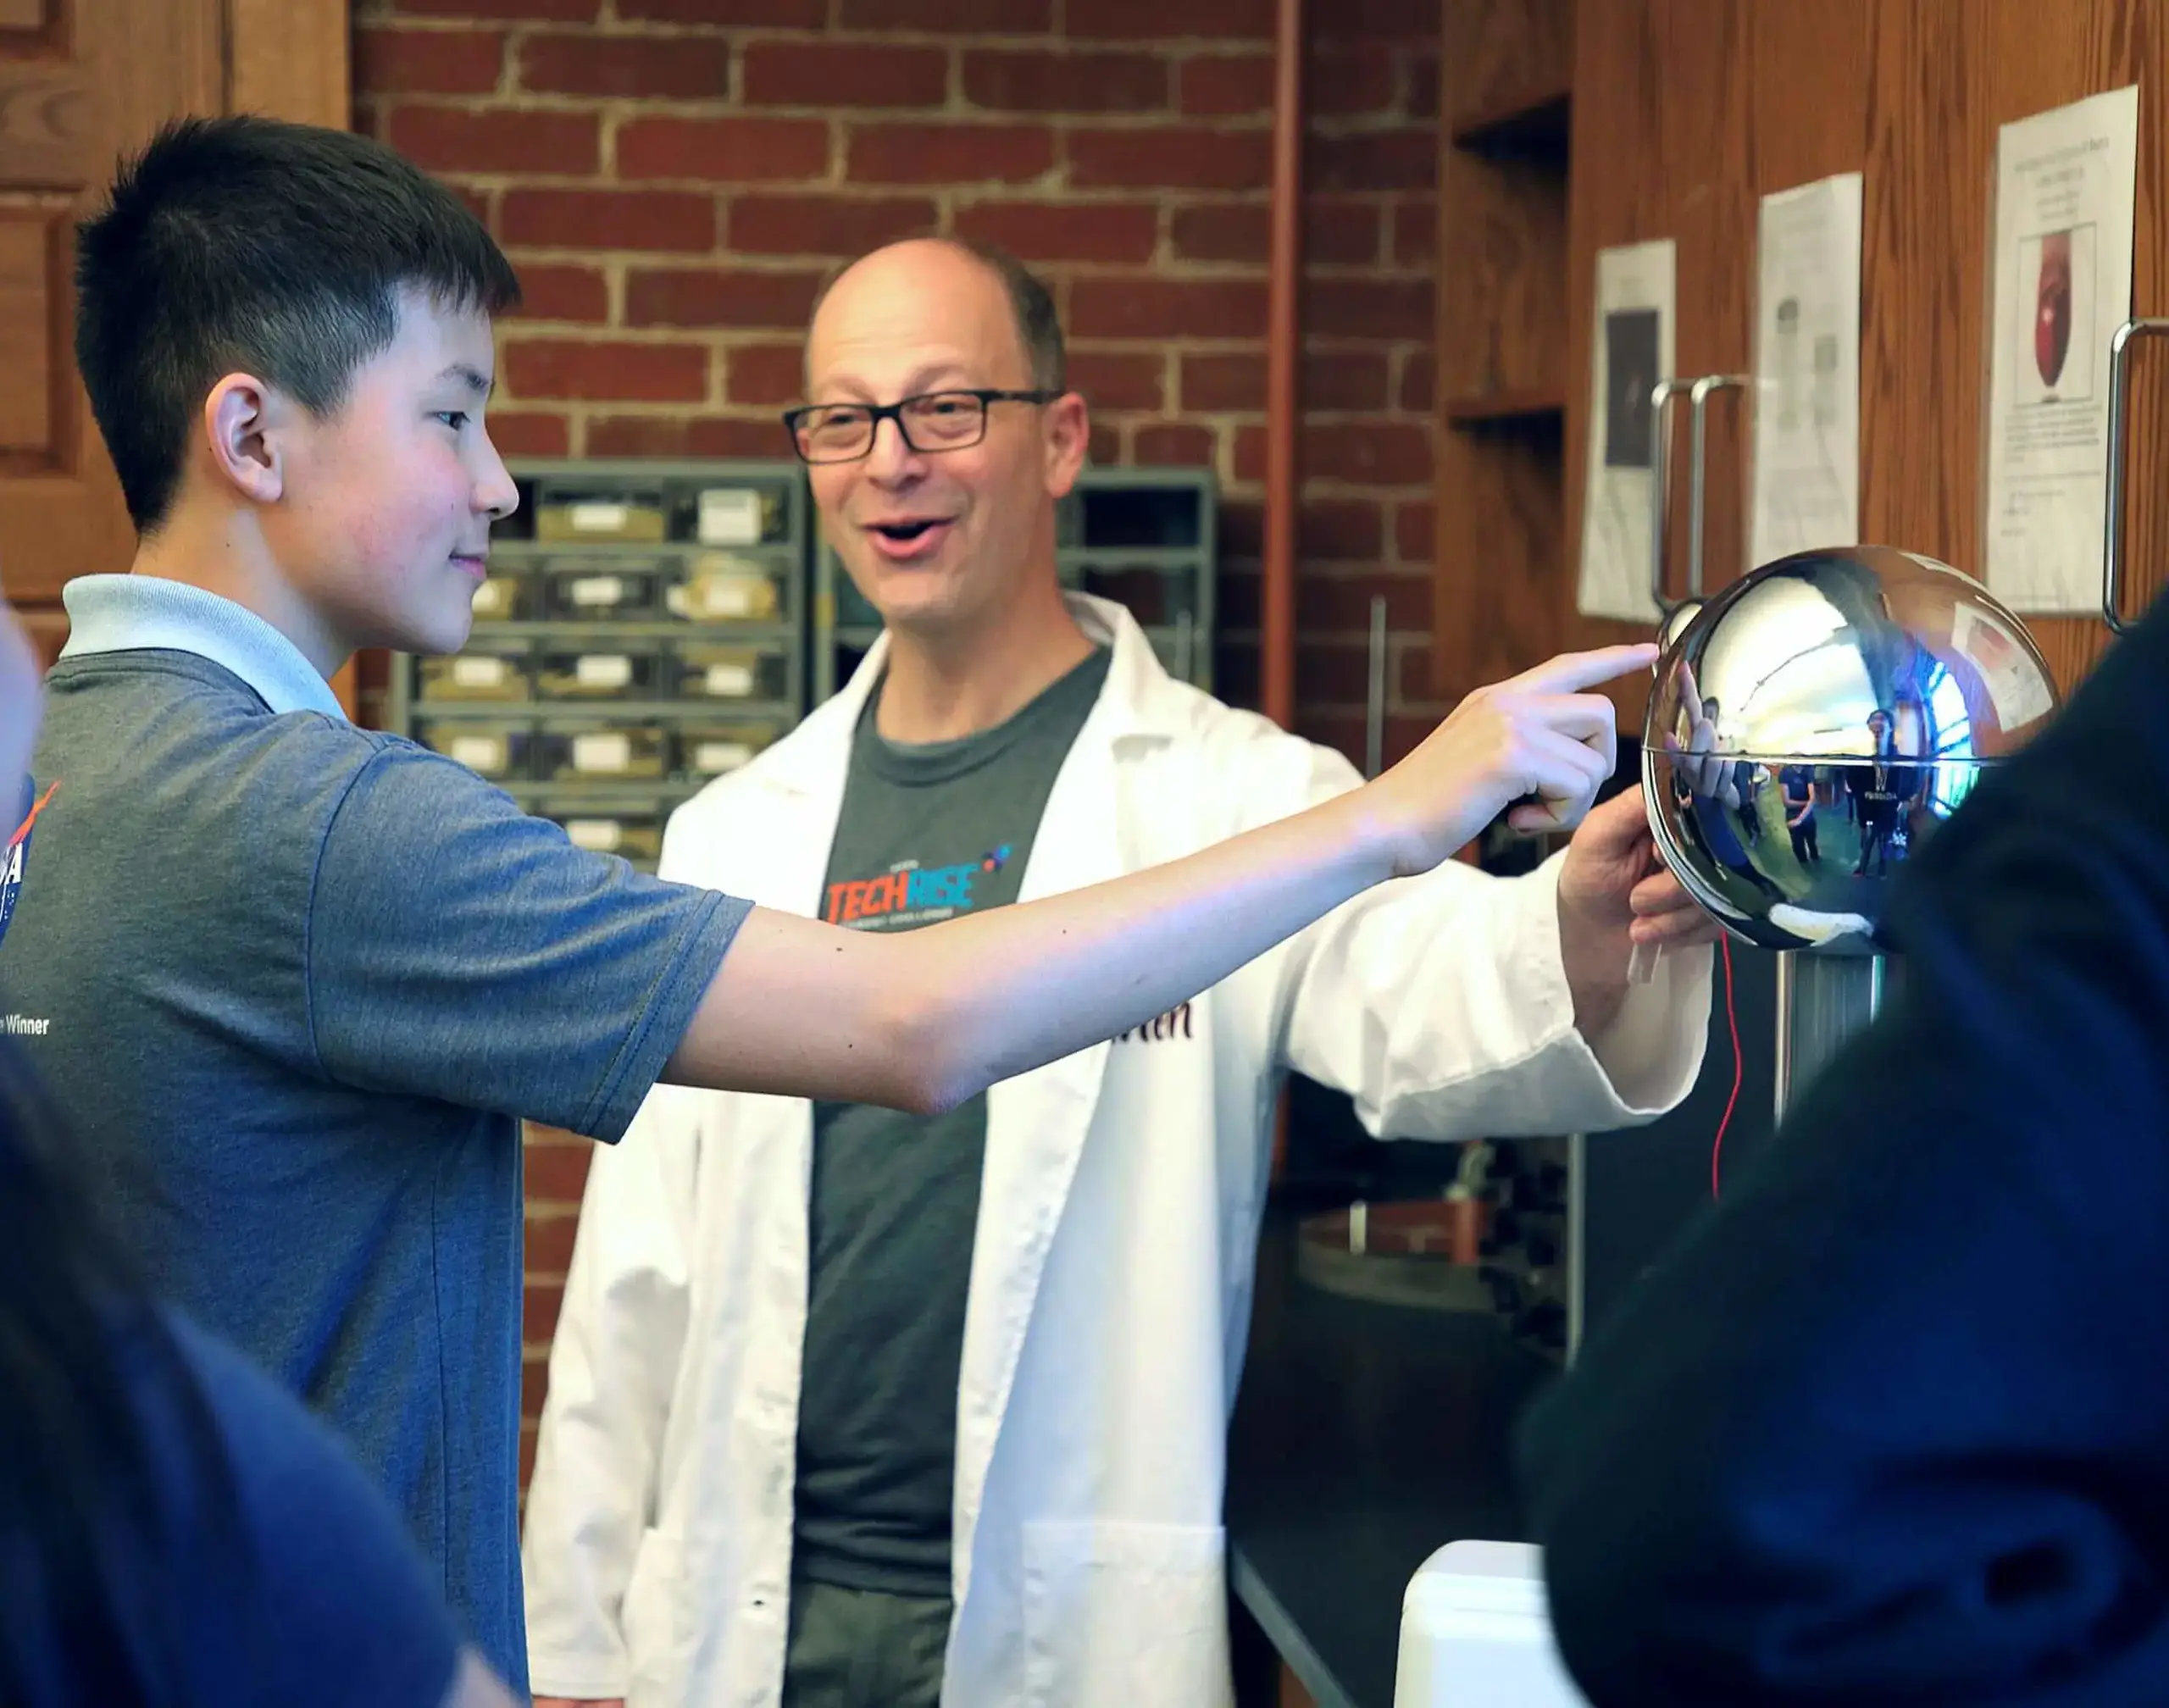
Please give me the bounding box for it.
[1771,952,1886,1121]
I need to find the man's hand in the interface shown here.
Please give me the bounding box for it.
[1369,645,1657,879]
[1556,785,1722,1035]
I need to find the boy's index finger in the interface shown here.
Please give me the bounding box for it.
[1508,645,1659,696]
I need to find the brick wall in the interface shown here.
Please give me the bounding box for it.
[350,0,1440,1489]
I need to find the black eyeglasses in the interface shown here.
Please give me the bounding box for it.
[782,388,1062,465]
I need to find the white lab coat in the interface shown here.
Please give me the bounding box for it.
[521,596,1710,1708]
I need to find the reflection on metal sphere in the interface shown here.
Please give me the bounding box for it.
[1644,545,2060,954]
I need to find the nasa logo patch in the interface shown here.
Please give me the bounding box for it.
[1,774,36,951]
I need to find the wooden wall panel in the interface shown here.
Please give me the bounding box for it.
[1861,0,2165,696]
[1437,149,1568,407]
[1446,0,1573,128]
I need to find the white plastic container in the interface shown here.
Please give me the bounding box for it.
[1392,1540,1588,1707]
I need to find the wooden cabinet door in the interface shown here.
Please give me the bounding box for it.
[0,0,224,602]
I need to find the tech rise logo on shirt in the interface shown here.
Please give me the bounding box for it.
[825,845,1013,931]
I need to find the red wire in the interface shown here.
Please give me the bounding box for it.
[1711,935,1742,1200]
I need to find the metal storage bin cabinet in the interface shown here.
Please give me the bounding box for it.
[387,458,812,874]
[812,464,1218,702]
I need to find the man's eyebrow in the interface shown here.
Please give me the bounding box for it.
[437,363,494,397]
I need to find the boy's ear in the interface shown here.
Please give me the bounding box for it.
[202,373,285,506]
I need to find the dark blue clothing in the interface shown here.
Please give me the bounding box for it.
[1519,593,2169,1703]
[1,1311,463,1708]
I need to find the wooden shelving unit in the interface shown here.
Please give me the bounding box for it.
[1429,0,1575,705]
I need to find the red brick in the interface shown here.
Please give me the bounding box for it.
[1234,422,1434,485]
[1181,352,1261,412]
[388,106,598,177]
[519,31,729,99]
[962,49,1167,114]
[952,198,1157,263]
[391,0,596,18]
[744,42,949,108]
[524,1138,593,1203]
[1087,421,1122,464]
[846,122,1055,186]
[625,266,826,330]
[619,0,823,19]
[525,1212,580,1273]
[729,192,939,257]
[502,188,716,252]
[1201,496,1388,561]
[1295,570,1432,630]
[1399,351,1434,413]
[1179,53,1272,117]
[353,26,506,96]
[619,117,829,185]
[1065,0,1273,40]
[727,342,806,405]
[524,1281,563,1344]
[501,263,608,323]
[449,183,494,230]
[521,1351,549,1416]
[1168,199,1378,264]
[488,411,570,457]
[1396,500,1435,563]
[1406,50,1440,119]
[1304,276,1433,341]
[838,0,1051,28]
[1069,276,1267,340]
[1218,498,1262,558]
[1067,126,1269,191]
[1067,349,1165,411]
[1306,420,1433,485]
[1311,47,1397,116]
[1135,422,1214,466]
[1321,0,1439,38]
[1393,198,1435,266]
[505,338,709,402]
[587,413,796,460]
[1296,641,1379,703]
[1306,127,1436,193]
[1302,347,1392,411]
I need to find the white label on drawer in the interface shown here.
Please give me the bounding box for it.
[695,740,754,774]
[450,735,507,773]
[697,579,758,618]
[574,733,632,774]
[565,818,624,853]
[698,488,763,545]
[571,575,625,607]
[571,502,629,533]
[452,656,509,689]
[575,654,634,689]
[472,580,514,617]
[703,662,756,697]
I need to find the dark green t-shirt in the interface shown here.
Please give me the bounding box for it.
[792,646,1112,1597]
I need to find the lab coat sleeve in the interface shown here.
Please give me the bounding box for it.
[1262,735,1709,1139]
[520,1084,702,1700]
[1517,592,2169,1705]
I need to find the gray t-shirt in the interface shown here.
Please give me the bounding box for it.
[1,650,747,1693]
[793,646,1111,1598]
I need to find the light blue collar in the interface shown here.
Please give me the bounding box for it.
[59,575,347,721]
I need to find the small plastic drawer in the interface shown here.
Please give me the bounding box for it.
[684,482,790,547]
[419,640,532,703]
[558,811,665,865]
[416,718,533,782]
[469,566,530,623]
[669,641,790,704]
[664,552,786,625]
[535,495,668,544]
[534,641,663,702]
[543,562,665,622]
[538,719,673,783]
[680,720,782,781]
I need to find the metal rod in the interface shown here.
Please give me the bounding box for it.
[1261,0,1305,726]
[2103,319,2169,635]
[1648,378,1694,614]
[1365,594,1387,779]
[1687,374,1748,600]
[1173,608,1195,685]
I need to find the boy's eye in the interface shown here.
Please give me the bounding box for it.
[436,411,469,430]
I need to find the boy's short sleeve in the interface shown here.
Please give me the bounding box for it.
[305,741,749,1140]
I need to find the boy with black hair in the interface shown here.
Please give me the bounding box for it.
[4,116,1645,1690]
